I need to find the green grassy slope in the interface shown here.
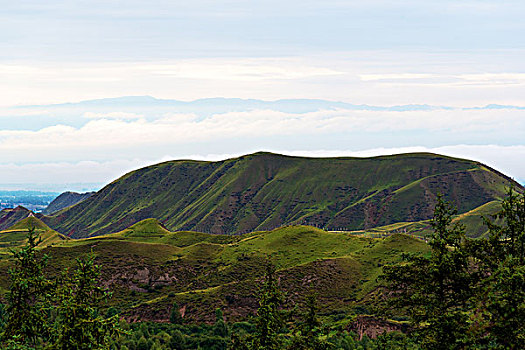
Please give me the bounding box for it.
[93,218,239,246]
[353,199,504,239]
[42,152,520,238]
[0,224,429,323]
[0,216,69,251]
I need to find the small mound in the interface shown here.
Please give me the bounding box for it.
[100,219,237,247]
[8,216,52,231]
[0,216,69,249]
[117,218,171,238]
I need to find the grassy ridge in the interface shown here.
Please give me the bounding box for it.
[42,152,519,238]
[0,216,69,250]
[0,221,429,323]
[353,199,504,238]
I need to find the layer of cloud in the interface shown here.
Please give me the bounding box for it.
[1,145,523,187]
[0,106,523,175]
[83,112,144,120]
[1,107,523,153]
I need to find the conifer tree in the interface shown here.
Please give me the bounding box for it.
[1,228,121,349]
[214,308,229,337]
[469,187,525,348]
[382,195,473,349]
[2,227,52,347]
[47,253,120,349]
[170,302,183,324]
[288,292,331,350]
[251,260,285,350]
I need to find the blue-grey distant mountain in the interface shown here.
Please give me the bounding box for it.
[18,96,462,112]
[4,96,523,132]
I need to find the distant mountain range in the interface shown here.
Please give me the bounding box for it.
[41,152,521,238]
[22,95,525,111]
[3,96,524,131]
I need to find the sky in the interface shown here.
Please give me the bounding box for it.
[1,0,524,190]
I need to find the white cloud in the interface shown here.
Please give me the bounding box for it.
[146,59,343,81]
[359,72,525,87]
[0,145,523,186]
[83,112,144,120]
[0,107,523,164]
[1,51,525,108]
[359,74,438,81]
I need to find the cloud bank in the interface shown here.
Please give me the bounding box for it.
[0,145,523,188]
[0,103,523,185]
[1,107,523,160]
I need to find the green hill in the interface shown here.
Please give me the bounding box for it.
[42,152,521,238]
[94,218,240,246]
[0,216,69,250]
[0,224,429,323]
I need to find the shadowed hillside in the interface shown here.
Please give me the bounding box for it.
[0,206,32,231]
[42,152,521,238]
[42,191,95,215]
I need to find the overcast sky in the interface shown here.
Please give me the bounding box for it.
[1,0,524,189]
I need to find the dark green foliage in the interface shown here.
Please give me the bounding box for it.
[106,306,120,318]
[136,335,149,350]
[229,333,250,350]
[382,195,474,349]
[468,187,525,348]
[168,329,185,349]
[0,229,121,349]
[170,302,183,324]
[214,308,229,337]
[287,292,332,350]
[3,227,52,346]
[383,189,525,349]
[251,260,286,350]
[110,320,417,350]
[372,332,418,350]
[47,253,120,349]
[0,303,6,331]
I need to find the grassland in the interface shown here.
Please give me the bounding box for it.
[0,217,429,324]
